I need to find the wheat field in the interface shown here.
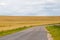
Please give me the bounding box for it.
[0,16,60,31]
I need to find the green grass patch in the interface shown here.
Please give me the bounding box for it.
[0,26,32,37]
[46,25,60,40]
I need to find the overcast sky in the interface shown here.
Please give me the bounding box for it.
[0,0,60,16]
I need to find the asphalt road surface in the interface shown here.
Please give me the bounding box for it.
[0,26,48,40]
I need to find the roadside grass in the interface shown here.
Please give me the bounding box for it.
[46,25,60,40]
[0,26,32,37]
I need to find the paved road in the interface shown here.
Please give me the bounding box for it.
[0,26,48,40]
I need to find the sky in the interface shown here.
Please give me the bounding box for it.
[0,0,60,16]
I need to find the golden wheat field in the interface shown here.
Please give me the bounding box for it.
[0,16,60,31]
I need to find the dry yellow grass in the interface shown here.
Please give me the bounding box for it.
[0,16,60,31]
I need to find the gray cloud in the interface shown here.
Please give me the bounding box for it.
[0,0,60,16]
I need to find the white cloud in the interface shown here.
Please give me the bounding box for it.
[0,2,7,6]
[0,0,60,16]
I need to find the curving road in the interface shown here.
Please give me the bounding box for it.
[0,26,48,40]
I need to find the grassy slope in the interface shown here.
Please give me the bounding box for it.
[0,16,60,31]
[46,25,60,40]
[0,26,32,37]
